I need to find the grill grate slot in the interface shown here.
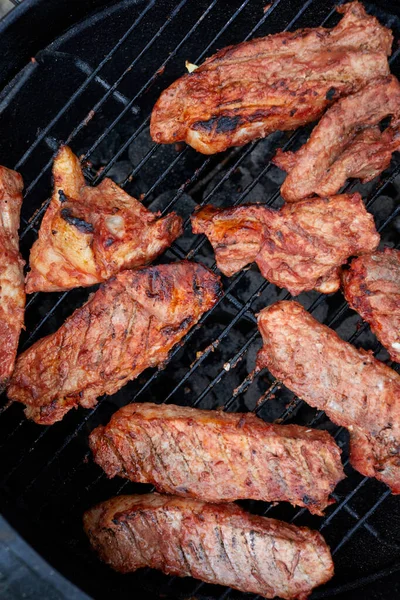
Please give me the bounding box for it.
[0,0,400,598]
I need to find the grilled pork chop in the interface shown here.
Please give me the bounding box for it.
[84,493,334,599]
[0,167,25,392]
[25,146,183,293]
[256,301,400,493]
[342,248,400,363]
[191,194,379,296]
[90,402,344,514]
[274,76,400,201]
[8,262,221,425]
[150,2,392,154]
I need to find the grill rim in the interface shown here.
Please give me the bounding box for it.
[0,0,399,598]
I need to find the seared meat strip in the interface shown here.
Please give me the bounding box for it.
[256,301,400,493]
[342,248,400,363]
[25,146,183,293]
[191,194,379,296]
[90,402,344,514]
[84,493,334,599]
[8,262,220,425]
[274,76,400,201]
[0,167,25,392]
[150,2,392,154]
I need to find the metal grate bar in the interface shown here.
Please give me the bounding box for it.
[332,488,391,555]
[13,0,158,171]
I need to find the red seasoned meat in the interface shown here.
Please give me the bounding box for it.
[342,248,400,363]
[84,493,334,600]
[151,2,392,154]
[0,166,25,391]
[274,76,400,201]
[257,301,400,493]
[191,194,379,296]
[8,262,221,424]
[90,402,344,514]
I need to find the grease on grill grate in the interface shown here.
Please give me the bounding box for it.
[0,0,400,599]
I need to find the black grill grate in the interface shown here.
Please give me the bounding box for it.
[0,1,400,599]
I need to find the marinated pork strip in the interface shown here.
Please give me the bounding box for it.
[84,493,334,600]
[150,2,392,154]
[8,262,221,425]
[0,167,25,392]
[25,146,183,293]
[342,248,400,363]
[256,301,400,493]
[90,402,344,514]
[274,76,400,201]
[191,194,379,296]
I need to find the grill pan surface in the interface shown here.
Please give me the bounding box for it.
[0,0,400,598]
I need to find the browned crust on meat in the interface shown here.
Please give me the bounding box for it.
[25,146,183,293]
[8,262,221,425]
[256,301,400,493]
[83,493,334,599]
[0,167,25,391]
[274,76,400,201]
[89,402,344,514]
[191,193,379,296]
[150,2,392,154]
[342,248,400,363]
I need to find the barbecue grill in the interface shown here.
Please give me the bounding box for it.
[0,0,399,598]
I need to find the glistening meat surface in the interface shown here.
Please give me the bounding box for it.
[150,2,392,154]
[274,76,400,201]
[191,194,379,296]
[342,248,400,363]
[25,146,183,293]
[256,301,400,494]
[8,262,221,425]
[89,402,344,514]
[83,493,334,600]
[0,167,25,391]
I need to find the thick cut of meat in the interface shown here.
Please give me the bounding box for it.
[0,167,25,392]
[191,193,379,296]
[150,2,392,154]
[90,402,344,515]
[25,146,183,293]
[84,493,334,600]
[8,262,221,425]
[342,248,400,363]
[274,76,400,201]
[256,301,400,494]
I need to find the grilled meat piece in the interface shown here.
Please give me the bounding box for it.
[25,146,183,293]
[191,194,379,296]
[342,248,400,363]
[274,76,400,201]
[256,301,400,493]
[8,262,220,425]
[90,402,344,515]
[84,493,334,599]
[0,167,25,392]
[150,2,392,154]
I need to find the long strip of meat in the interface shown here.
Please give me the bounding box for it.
[150,2,392,154]
[84,493,334,600]
[256,301,400,494]
[274,76,400,201]
[191,194,379,296]
[0,167,25,392]
[90,402,344,515]
[25,146,183,293]
[8,262,221,425]
[342,248,400,363]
